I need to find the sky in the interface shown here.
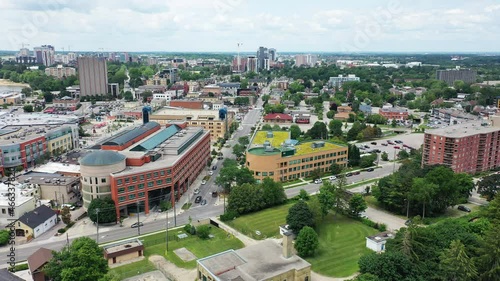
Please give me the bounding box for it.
[1,0,499,53]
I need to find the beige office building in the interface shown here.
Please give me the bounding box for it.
[78,57,108,97]
[150,109,234,141]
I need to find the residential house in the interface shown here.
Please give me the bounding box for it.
[335,106,353,121]
[16,205,58,239]
[366,231,395,253]
[27,247,53,281]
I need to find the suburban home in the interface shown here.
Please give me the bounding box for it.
[263,113,293,124]
[16,205,58,239]
[27,247,53,281]
[366,231,395,253]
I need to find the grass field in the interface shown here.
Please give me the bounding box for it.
[109,259,157,280]
[227,203,293,239]
[306,214,378,277]
[143,226,244,268]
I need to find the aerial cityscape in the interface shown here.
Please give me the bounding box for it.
[0,1,499,281]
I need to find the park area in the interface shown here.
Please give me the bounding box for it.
[227,202,378,277]
[109,225,244,280]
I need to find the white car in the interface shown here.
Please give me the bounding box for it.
[209,171,214,176]
[329,176,337,181]
[201,180,207,185]
[314,179,323,184]
[194,188,200,195]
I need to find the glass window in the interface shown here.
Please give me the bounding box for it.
[129,194,136,200]
[117,179,122,185]
[157,180,163,185]
[166,178,171,183]
[118,196,125,202]
[118,187,125,193]
[101,178,106,183]
[128,186,135,192]
[138,192,145,197]
[148,182,154,187]
[138,183,144,189]
[154,172,159,177]
[140,175,144,180]
[160,170,165,176]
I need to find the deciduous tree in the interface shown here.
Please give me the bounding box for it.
[295,226,319,257]
[286,200,314,233]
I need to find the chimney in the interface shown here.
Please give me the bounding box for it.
[282,231,293,259]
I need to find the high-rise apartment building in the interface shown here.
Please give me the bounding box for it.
[33,45,55,66]
[45,65,76,79]
[247,56,258,73]
[256,46,269,71]
[436,67,477,85]
[295,54,318,67]
[77,57,108,97]
[422,118,500,173]
[268,48,277,62]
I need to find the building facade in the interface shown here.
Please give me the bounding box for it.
[78,57,108,97]
[246,131,348,182]
[422,120,500,173]
[379,106,409,120]
[33,45,55,67]
[328,74,360,88]
[44,65,76,79]
[436,68,477,85]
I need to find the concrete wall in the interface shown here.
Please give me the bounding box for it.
[81,161,126,209]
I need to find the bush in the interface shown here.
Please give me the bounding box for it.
[184,224,192,233]
[378,223,387,232]
[10,263,29,272]
[220,210,239,222]
[66,221,75,228]
[190,225,197,235]
[197,225,211,239]
[58,228,66,234]
[0,230,9,246]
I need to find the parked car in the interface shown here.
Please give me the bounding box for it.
[329,176,337,181]
[366,168,374,172]
[346,173,353,177]
[194,188,200,195]
[61,204,75,211]
[353,171,360,175]
[364,145,370,149]
[403,144,411,148]
[381,143,388,146]
[211,191,218,198]
[209,171,214,176]
[212,165,217,170]
[395,140,403,144]
[201,180,207,185]
[370,142,377,145]
[387,140,395,145]
[131,222,144,228]
[458,205,471,212]
[394,146,400,149]
[201,199,207,206]
[314,178,323,184]
[195,196,202,203]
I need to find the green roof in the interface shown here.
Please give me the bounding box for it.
[247,147,281,156]
[252,131,290,147]
[79,150,126,166]
[294,142,345,156]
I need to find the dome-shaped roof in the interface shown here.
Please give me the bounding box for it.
[79,150,126,166]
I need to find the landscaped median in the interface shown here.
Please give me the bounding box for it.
[226,202,379,277]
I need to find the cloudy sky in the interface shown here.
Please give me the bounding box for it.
[1,0,499,53]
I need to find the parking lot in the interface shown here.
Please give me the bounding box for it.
[356,132,425,161]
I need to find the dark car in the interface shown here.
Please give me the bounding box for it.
[387,140,395,145]
[370,142,377,145]
[394,146,400,149]
[346,173,353,177]
[403,144,410,148]
[366,168,374,172]
[458,205,471,212]
[364,145,370,149]
[211,191,218,198]
[195,196,202,203]
[131,222,144,228]
[353,171,360,175]
[212,165,217,170]
[201,199,207,206]
[395,140,403,144]
[381,143,388,146]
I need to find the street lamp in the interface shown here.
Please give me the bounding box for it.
[165,207,169,252]
[95,208,100,244]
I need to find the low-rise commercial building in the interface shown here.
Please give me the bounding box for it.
[16,205,57,239]
[379,106,409,120]
[18,172,81,205]
[246,131,348,182]
[263,113,293,124]
[0,92,24,105]
[328,74,360,88]
[103,238,144,266]
[150,108,234,141]
[52,96,79,110]
[0,182,38,226]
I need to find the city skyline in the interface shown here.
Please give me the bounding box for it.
[1,0,500,53]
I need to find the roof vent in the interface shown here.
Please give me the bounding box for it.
[311,141,325,148]
[267,131,273,138]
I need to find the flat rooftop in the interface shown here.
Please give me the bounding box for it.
[152,108,222,120]
[294,141,345,156]
[18,173,79,186]
[113,126,209,176]
[198,240,310,281]
[251,131,290,148]
[426,121,500,138]
[103,238,143,255]
[0,182,35,207]
[33,162,80,174]
[367,231,395,242]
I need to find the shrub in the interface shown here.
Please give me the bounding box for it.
[58,228,66,234]
[10,263,29,272]
[0,230,9,246]
[190,225,197,235]
[220,210,239,222]
[184,224,192,233]
[378,223,387,232]
[197,225,211,239]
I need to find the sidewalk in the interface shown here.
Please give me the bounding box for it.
[210,217,258,247]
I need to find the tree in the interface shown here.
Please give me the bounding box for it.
[398,149,410,160]
[44,237,109,281]
[476,225,500,281]
[439,240,478,281]
[330,163,343,175]
[477,174,500,201]
[61,206,72,225]
[87,198,117,223]
[298,189,309,200]
[310,168,323,180]
[381,151,389,161]
[295,226,319,257]
[0,230,9,246]
[308,196,324,226]
[238,136,250,147]
[348,144,361,167]
[358,251,418,281]
[123,91,133,101]
[318,181,336,217]
[306,121,328,139]
[23,104,33,112]
[141,90,153,103]
[360,154,377,168]
[410,178,437,219]
[286,200,314,233]
[262,124,272,131]
[43,91,54,103]
[21,87,33,96]
[290,124,301,139]
[232,144,245,157]
[349,193,367,218]
[197,225,211,239]
[391,119,397,128]
[329,119,343,137]
[326,110,336,119]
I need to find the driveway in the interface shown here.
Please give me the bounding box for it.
[363,207,406,231]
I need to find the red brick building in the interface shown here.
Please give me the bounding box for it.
[170,100,203,109]
[379,106,409,120]
[422,120,500,173]
[263,113,293,123]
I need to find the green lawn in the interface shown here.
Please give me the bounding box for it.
[227,203,293,239]
[306,214,378,277]
[109,259,156,280]
[143,226,244,269]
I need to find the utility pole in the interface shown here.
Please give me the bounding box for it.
[166,207,169,252]
[136,201,141,236]
[95,208,100,244]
